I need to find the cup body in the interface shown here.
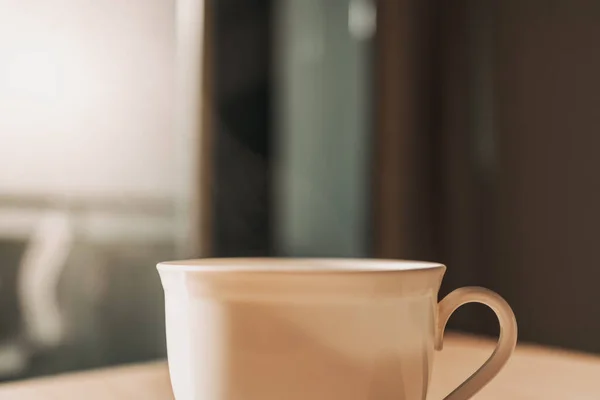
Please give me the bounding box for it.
[158,258,446,400]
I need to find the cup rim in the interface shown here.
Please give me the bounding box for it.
[157,258,445,273]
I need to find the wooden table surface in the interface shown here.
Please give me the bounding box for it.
[0,334,598,399]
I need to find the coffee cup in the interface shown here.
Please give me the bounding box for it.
[157,258,517,400]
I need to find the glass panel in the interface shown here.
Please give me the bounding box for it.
[274,0,374,257]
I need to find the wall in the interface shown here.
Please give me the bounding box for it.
[0,0,175,199]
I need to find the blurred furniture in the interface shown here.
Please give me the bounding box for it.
[0,240,28,377]
[0,334,599,399]
[0,194,175,380]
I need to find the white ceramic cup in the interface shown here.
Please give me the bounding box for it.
[157,258,517,400]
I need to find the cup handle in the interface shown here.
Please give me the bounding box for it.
[435,287,518,400]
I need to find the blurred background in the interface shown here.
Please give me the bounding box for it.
[0,0,599,383]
